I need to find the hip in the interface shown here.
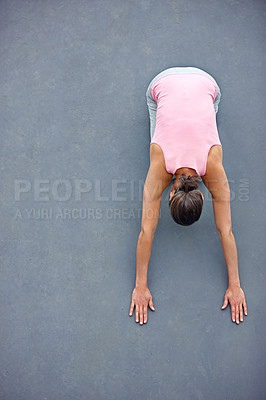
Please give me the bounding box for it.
[146,66,220,97]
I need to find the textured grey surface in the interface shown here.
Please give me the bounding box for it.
[0,0,265,399]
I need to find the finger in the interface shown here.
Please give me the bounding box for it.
[135,304,139,323]
[243,298,248,316]
[129,301,134,316]
[139,305,143,325]
[231,306,236,323]
[149,298,155,311]
[240,304,244,322]
[235,304,239,324]
[221,296,228,310]
[144,306,148,324]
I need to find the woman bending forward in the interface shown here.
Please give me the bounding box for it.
[129,67,247,326]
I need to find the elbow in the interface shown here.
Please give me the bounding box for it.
[140,226,156,239]
[217,226,233,239]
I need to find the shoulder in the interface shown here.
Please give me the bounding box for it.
[203,145,223,177]
[150,143,171,177]
[201,146,230,200]
[147,144,173,196]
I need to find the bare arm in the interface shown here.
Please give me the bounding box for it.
[202,159,248,324]
[204,161,241,287]
[129,145,172,324]
[208,164,240,286]
[135,145,172,288]
[135,168,163,289]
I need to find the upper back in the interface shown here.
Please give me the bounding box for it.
[150,73,222,177]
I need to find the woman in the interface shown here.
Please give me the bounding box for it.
[129,66,248,326]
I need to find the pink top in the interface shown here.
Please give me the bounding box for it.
[150,73,222,177]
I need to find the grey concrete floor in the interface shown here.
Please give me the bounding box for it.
[0,0,266,399]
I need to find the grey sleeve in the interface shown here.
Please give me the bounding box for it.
[146,87,157,141]
[214,84,222,114]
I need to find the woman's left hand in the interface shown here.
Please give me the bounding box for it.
[221,285,248,324]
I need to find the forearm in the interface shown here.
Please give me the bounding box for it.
[135,230,154,289]
[219,231,240,286]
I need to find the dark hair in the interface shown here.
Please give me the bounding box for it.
[169,174,203,226]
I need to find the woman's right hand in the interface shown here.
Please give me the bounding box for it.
[129,286,155,325]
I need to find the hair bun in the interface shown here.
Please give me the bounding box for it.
[179,174,201,193]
